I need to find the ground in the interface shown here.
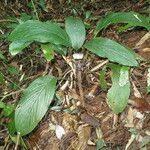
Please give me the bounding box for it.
[0,0,150,150]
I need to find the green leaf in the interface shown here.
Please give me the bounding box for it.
[8,20,70,47]
[41,43,54,61]
[3,104,14,117]
[9,41,32,55]
[84,37,138,67]
[65,16,86,50]
[94,11,150,36]
[107,65,130,114]
[96,139,106,150]
[117,24,134,33]
[8,120,17,136]
[15,75,57,136]
[52,44,67,55]
[129,128,138,135]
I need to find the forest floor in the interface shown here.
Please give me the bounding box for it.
[0,0,150,150]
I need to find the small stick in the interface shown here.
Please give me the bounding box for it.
[90,60,109,72]
[0,89,24,100]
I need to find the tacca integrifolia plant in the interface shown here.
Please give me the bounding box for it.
[8,11,150,136]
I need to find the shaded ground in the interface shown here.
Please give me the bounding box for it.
[0,0,150,150]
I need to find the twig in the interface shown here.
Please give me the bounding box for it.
[90,60,109,72]
[0,19,17,23]
[135,32,150,48]
[0,73,23,90]
[0,89,24,100]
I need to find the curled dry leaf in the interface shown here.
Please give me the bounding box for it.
[81,113,100,127]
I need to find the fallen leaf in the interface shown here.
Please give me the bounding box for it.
[129,97,150,112]
[81,113,100,127]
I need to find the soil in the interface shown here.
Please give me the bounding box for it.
[0,0,150,150]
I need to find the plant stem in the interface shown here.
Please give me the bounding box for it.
[76,60,84,106]
[31,0,39,20]
[14,132,20,150]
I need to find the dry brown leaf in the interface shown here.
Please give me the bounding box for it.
[129,97,150,112]
[81,113,100,127]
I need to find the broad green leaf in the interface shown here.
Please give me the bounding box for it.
[9,41,32,55]
[94,11,150,36]
[8,20,70,46]
[147,68,150,93]
[15,75,57,136]
[65,16,86,50]
[107,64,130,114]
[84,37,138,67]
[41,43,54,61]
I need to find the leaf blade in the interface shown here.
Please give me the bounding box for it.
[9,20,70,46]
[84,37,138,67]
[41,43,54,61]
[9,41,32,55]
[94,11,150,36]
[107,64,130,114]
[15,75,57,136]
[65,16,86,50]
